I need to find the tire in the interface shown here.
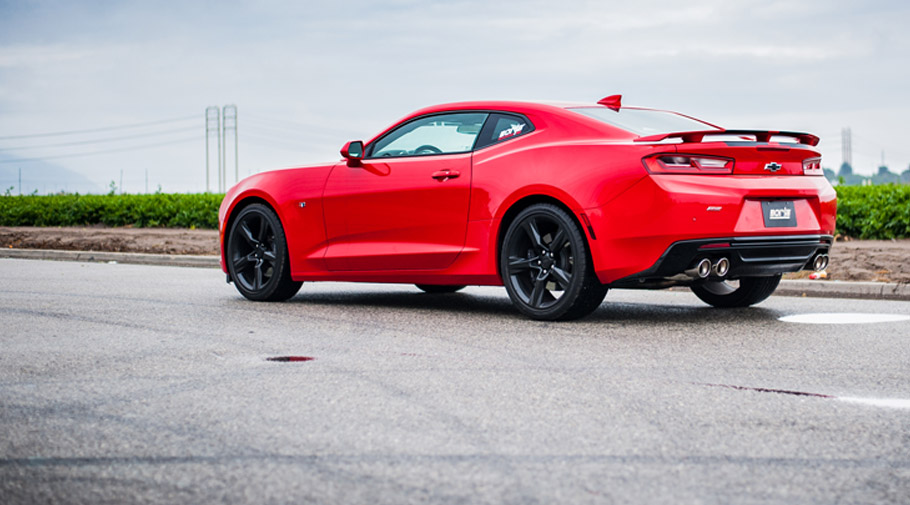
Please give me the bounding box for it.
[226,203,302,302]
[690,275,781,308]
[500,203,607,321]
[415,284,466,294]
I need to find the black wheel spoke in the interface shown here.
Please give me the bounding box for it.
[550,266,572,290]
[233,252,257,271]
[239,221,258,247]
[529,279,547,308]
[508,256,538,272]
[523,218,544,250]
[263,249,277,262]
[253,263,264,290]
[549,228,567,253]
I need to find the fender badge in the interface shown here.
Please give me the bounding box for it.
[764,162,782,172]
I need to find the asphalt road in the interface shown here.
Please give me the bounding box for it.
[1,258,908,504]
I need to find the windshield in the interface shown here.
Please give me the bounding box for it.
[569,107,721,136]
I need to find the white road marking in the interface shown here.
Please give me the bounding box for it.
[778,313,910,324]
[839,397,910,409]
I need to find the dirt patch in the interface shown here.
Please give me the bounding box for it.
[785,239,910,283]
[0,226,218,256]
[1,226,908,283]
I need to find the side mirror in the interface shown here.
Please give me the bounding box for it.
[341,140,364,166]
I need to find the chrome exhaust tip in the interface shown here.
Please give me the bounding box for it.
[812,253,829,271]
[713,257,730,277]
[685,258,712,279]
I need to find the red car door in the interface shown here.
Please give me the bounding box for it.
[322,112,486,271]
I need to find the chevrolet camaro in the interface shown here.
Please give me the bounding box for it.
[219,95,836,320]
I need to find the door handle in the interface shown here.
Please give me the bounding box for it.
[431,170,460,181]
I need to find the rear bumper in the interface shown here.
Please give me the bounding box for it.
[609,234,833,288]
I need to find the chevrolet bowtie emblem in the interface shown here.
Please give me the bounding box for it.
[764,162,782,172]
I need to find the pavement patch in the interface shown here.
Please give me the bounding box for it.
[778,313,910,324]
[700,383,910,410]
[265,356,315,362]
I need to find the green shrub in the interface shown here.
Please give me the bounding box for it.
[835,185,910,239]
[1,186,908,239]
[0,193,223,229]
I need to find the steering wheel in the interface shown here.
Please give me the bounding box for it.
[414,145,442,155]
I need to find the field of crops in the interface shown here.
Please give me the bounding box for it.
[0,193,223,229]
[1,185,908,238]
[834,184,910,239]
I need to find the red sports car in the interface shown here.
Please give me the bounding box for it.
[219,95,836,320]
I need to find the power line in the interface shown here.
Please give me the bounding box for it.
[0,125,200,151]
[0,115,198,141]
[0,137,197,164]
[244,113,354,136]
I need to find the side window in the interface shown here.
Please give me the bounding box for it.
[475,113,534,150]
[368,112,488,158]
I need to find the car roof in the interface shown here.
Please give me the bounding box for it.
[407,100,660,115]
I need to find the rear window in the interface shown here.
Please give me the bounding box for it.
[474,113,534,150]
[569,107,720,136]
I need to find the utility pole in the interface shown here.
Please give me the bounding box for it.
[223,105,238,190]
[205,106,221,193]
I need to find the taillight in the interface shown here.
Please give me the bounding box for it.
[643,154,734,174]
[802,157,823,176]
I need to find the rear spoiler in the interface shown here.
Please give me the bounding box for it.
[635,129,820,147]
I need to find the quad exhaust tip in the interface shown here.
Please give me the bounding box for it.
[686,258,712,279]
[813,253,829,271]
[713,257,730,277]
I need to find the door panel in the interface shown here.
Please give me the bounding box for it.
[322,153,472,271]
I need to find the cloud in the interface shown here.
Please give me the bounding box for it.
[1,0,909,191]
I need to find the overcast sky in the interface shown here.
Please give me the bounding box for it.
[1,0,908,193]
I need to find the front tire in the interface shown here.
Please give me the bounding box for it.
[500,204,607,321]
[690,275,781,308]
[227,203,302,301]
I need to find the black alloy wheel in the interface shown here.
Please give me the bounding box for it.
[500,204,607,320]
[690,275,781,308]
[415,284,466,294]
[227,203,302,301]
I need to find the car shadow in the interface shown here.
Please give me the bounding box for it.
[286,289,783,325]
[582,301,781,325]
[290,291,519,317]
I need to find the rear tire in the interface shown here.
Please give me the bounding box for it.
[415,284,466,294]
[500,204,607,321]
[690,275,781,308]
[227,203,302,302]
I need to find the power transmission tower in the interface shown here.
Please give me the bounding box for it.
[841,127,852,169]
[223,105,238,190]
[205,106,221,193]
[204,105,239,192]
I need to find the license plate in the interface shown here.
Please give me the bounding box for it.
[762,200,797,227]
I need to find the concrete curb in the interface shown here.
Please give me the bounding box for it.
[773,279,910,301]
[2,248,909,302]
[0,248,220,269]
